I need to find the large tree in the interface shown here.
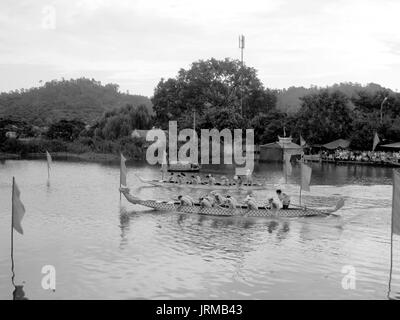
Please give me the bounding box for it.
[294,90,353,144]
[152,58,277,129]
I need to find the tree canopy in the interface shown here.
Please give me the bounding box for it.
[152,58,277,129]
[0,78,152,125]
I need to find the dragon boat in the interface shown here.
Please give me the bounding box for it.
[136,175,267,191]
[120,187,344,218]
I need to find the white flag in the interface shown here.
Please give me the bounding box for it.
[284,152,292,176]
[300,135,306,147]
[300,163,312,192]
[120,153,127,187]
[372,132,380,151]
[46,151,52,170]
[392,170,400,235]
[12,178,26,235]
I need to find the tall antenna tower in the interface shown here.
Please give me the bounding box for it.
[239,35,245,116]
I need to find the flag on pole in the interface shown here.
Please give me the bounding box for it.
[300,135,306,147]
[12,178,26,235]
[392,170,400,235]
[120,153,127,187]
[46,151,52,170]
[372,132,380,151]
[284,152,292,176]
[300,163,312,192]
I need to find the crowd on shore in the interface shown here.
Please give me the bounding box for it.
[321,150,400,164]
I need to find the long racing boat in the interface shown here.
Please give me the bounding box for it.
[136,174,267,191]
[120,187,344,218]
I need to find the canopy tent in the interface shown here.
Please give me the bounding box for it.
[321,139,350,150]
[380,142,400,149]
[259,136,303,161]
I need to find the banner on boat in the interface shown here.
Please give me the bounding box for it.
[284,152,292,176]
[12,178,26,235]
[372,132,380,151]
[301,163,312,192]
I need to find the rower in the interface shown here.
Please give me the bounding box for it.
[225,195,238,208]
[205,193,216,206]
[244,194,258,210]
[199,196,212,208]
[276,189,291,209]
[220,176,229,186]
[191,175,197,184]
[208,174,216,186]
[176,174,184,184]
[167,173,175,183]
[266,198,279,210]
[195,175,202,184]
[177,195,193,206]
[210,191,227,206]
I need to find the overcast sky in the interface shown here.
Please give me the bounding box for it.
[0,0,399,96]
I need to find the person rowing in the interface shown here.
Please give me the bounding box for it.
[225,195,238,208]
[167,173,175,183]
[266,197,279,210]
[208,174,216,186]
[220,176,229,186]
[210,191,228,206]
[205,193,216,206]
[199,196,212,208]
[244,194,258,210]
[276,189,291,209]
[195,175,202,184]
[176,174,184,184]
[177,195,194,206]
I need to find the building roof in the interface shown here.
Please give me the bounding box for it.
[260,136,302,150]
[321,139,350,150]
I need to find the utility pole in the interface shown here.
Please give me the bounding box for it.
[239,35,245,117]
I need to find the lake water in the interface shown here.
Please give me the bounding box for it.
[1,159,400,300]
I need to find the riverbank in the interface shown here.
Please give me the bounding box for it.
[0,153,20,160]
[0,152,122,163]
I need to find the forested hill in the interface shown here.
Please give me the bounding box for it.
[276,82,395,114]
[0,78,152,125]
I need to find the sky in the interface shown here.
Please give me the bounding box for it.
[0,0,399,96]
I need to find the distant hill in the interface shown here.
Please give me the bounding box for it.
[0,78,152,125]
[276,82,394,114]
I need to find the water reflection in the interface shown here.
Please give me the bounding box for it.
[119,208,131,249]
[12,284,28,300]
[11,253,29,300]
